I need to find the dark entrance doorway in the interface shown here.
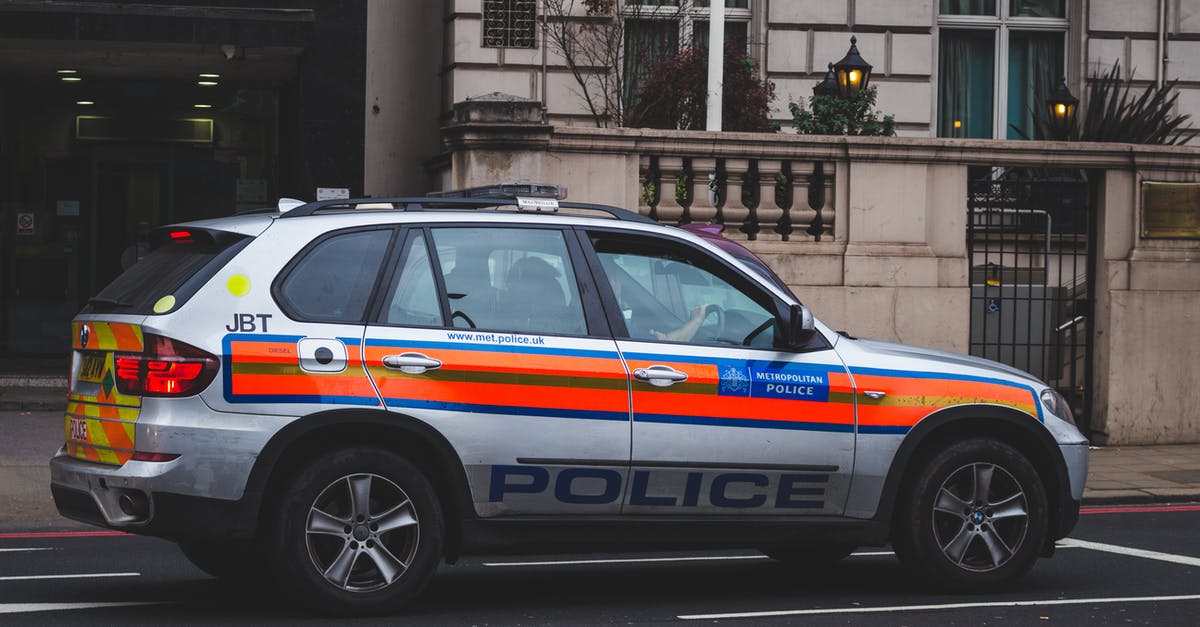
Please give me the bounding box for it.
[967,174,1095,436]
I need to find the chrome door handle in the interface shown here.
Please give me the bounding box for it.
[633,365,688,387]
[382,352,443,374]
[863,390,886,400]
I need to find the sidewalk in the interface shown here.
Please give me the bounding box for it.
[1082,444,1200,504]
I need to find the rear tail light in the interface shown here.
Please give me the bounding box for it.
[114,333,218,397]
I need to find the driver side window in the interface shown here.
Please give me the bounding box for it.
[593,238,777,348]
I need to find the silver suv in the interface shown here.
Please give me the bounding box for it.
[51,185,1088,616]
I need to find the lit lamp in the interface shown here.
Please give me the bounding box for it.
[833,36,873,100]
[1046,77,1078,140]
[813,63,838,97]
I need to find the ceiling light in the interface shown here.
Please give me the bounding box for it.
[76,100,95,105]
[194,104,212,109]
[197,80,218,86]
[57,69,78,75]
[61,76,82,82]
[198,73,221,79]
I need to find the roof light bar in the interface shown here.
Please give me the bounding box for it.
[428,183,567,200]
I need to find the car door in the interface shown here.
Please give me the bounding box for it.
[583,229,856,516]
[363,225,631,516]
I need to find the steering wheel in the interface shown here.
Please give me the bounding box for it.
[743,318,774,346]
[704,304,725,333]
[451,310,477,329]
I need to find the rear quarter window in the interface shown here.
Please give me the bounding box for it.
[275,228,394,323]
[83,228,250,315]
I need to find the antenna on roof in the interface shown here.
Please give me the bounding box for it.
[278,198,306,213]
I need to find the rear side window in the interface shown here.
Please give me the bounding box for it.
[85,228,249,315]
[276,229,393,323]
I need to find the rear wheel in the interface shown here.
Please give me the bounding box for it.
[892,438,1047,591]
[270,447,444,616]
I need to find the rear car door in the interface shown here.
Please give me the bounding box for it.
[363,225,631,516]
[584,230,856,516]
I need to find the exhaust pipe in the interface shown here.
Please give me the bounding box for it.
[117,490,150,520]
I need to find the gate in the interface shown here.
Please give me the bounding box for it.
[967,175,1095,435]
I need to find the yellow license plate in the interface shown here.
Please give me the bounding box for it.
[78,354,105,383]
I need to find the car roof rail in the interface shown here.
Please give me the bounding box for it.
[278,189,655,224]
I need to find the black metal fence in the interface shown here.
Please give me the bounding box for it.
[967,175,1094,435]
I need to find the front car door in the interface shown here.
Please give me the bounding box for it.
[363,225,631,516]
[583,229,856,516]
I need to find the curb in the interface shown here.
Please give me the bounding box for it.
[1081,492,1200,506]
[0,400,65,411]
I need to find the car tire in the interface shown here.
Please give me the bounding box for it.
[760,543,856,565]
[178,538,266,583]
[891,437,1047,592]
[270,447,444,616]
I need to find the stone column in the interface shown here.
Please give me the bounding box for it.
[689,157,719,223]
[721,158,751,231]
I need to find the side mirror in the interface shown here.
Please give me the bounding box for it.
[786,303,816,348]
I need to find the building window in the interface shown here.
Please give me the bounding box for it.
[622,1,751,106]
[937,0,1067,139]
[483,0,537,49]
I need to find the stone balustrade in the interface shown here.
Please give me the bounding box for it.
[636,155,836,242]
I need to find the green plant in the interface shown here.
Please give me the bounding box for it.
[1013,62,1192,144]
[789,87,896,136]
[675,172,690,205]
[624,42,776,132]
[642,179,658,207]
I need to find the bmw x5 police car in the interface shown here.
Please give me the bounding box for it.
[51,184,1088,616]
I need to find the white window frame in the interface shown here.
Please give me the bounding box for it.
[938,0,1069,139]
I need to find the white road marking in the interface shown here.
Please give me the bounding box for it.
[0,572,139,582]
[482,550,894,567]
[0,548,55,553]
[484,555,768,567]
[678,594,1200,620]
[0,602,164,615]
[1057,538,1200,568]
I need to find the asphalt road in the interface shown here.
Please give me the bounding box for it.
[1,506,1197,625]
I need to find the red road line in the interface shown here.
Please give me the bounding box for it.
[1080,504,1200,515]
[0,530,130,539]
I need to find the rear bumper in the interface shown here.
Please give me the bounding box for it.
[49,455,261,540]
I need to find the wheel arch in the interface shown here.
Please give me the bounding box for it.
[873,404,1073,542]
[242,408,475,562]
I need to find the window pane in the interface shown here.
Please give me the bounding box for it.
[383,234,441,327]
[693,20,749,50]
[694,1,750,7]
[938,29,995,138]
[280,230,390,323]
[432,228,587,336]
[1010,0,1064,17]
[624,19,679,106]
[596,247,775,348]
[939,0,996,15]
[1007,31,1064,139]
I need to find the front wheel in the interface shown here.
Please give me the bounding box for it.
[270,447,444,616]
[891,438,1048,591]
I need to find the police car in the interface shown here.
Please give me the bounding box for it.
[51,184,1088,616]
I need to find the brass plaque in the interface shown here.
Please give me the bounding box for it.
[1142,182,1200,239]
